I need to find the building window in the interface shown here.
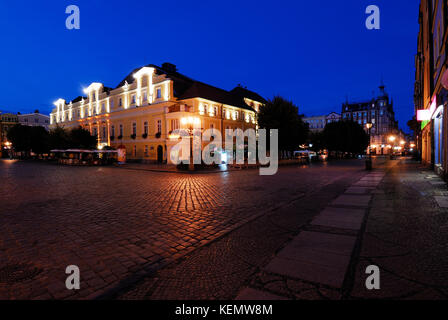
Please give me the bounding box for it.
[119,98,123,107]
[133,145,137,156]
[110,100,114,109]
[156,88,162,99]
[171,119,179,131]
[119,124,123,137]
[157,120,162,133]
[143,92,147,102]
[144,121,148,135]
[132,95,136,104]
[102,126,106,138]
[93,127,98,137]
[132,122,137,135]
[144,145,148,157]
[111,125,115,137]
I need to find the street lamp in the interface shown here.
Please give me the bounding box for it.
[365,122,373,170]
[388,135,396,159]
[181,116,200,171]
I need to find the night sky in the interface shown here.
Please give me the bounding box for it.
[0,0,419,132]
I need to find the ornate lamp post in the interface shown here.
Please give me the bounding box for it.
[388,135,396,159]
[181,116,200,171]
[365,122,373,170]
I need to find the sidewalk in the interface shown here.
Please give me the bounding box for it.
[236,157,448,300]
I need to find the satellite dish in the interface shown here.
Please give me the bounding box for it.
[442,69,448,90]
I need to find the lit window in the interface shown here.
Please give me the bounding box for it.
[143,92,147,101]
[132,122,137,135]
[171,119,179,131]
[119,98,122,107]
[156,88,162,99]
[132,95,136,104]
[157,120,162,133]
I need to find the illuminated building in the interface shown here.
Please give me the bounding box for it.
[303,112,341,132]
[50,63,264,163]
[342,84,400,155]
[18,111,50,131]
[414,0,448,177]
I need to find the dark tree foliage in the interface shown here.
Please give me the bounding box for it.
[7,125,50,154]
[7,125,97,156]
[69,126,97,149]
[322,120,369,154]
[48,126,70,150]
[308,131,325,152]
[257,96,309,153]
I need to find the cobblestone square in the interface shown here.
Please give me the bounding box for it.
[0,159,365,299]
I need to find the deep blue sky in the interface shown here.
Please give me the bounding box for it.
[0,0,419,131]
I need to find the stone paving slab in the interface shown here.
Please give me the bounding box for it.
[331,194,371,207]
[345,187,375,194]
[352,181,381,187]
[235,288,289,300]
[264,231,356,288]
[434,196,448,208]
[310,207,365,230]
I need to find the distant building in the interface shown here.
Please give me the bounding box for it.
[0,112,18,157]
[303,112,341,132]
[341,85,400,155]
[18,111,50,131]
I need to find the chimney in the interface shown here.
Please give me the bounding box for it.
[162,62,177,73]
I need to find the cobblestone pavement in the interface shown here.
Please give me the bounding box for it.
[0,159,366,299]
[117,160,369,299]
[118,157,448,300]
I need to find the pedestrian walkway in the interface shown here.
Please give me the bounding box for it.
[236,169,384,299]
[236,158,448,300]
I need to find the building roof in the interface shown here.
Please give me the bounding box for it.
[115,63,264,111]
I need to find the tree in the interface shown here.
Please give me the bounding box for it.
[7,124,50,156]
[323,120,369,155]
[258,96,309,157]
[7,124,31,154]
[308,131,325,152]
[48,125,70,150]
[69,126,97,149]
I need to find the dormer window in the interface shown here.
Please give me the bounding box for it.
[156,88,162,99]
